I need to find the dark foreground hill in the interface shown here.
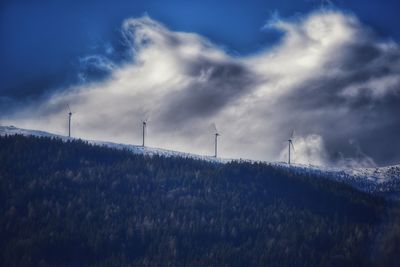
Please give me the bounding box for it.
[0,135,399,266]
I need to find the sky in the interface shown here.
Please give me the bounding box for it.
[1,0,400,167]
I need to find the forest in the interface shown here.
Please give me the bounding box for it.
[0,135,399,266]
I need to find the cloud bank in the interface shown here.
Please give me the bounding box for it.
[2,10,400,167]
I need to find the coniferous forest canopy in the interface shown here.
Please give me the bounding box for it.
[0,135,400,266]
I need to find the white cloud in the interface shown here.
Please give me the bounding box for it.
[3,10,400,166]
[279,134,328,166]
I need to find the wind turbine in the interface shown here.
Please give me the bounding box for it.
[142,119,147,147]
[67,105,73,138]
[288,130,295,164]
[213,123,220,157]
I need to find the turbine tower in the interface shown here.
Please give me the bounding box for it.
[288,130,295,164]
[67,105,73,138]
[142,120,147,147]
[215,132,220,157]
[213,123,220,157]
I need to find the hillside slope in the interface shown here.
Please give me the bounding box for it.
[1,134,399,266]
[1,125,400,199]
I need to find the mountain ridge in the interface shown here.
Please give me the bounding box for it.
[1,125,399,199]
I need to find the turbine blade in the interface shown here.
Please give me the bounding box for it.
[290,141,295,152]
[212,123,218,133]
[67,104,71,113]
[143,110,151,122]
[290,129,295,139]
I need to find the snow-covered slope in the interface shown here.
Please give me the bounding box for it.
[1,125,400,199]
[0,125,230,163]
[271,162,400,200]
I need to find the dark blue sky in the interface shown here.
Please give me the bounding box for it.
[1,0,400,100]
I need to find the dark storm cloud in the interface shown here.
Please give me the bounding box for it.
[156,59,257,128]
[274,29,400,165]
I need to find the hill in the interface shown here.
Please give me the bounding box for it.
[1,134,400,266]
[1,125,400,200]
